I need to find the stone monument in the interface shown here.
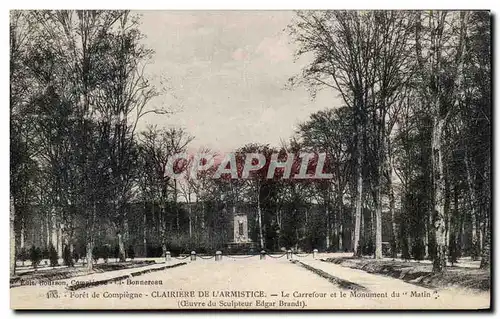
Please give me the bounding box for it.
[227,210,256,253]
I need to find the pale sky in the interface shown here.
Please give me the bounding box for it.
[136,11,340,153]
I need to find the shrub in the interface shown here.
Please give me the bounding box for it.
[146,245,152,257]
[113,245,120,261]
[166,233,218,255]
[92,246,99,263]
[29,246,42,269]
[362,240,374,256]
[471,241,480,261]
[355,242,363,257]
[42,248,49,260]
[17,247,28,266]
[448,238,459,265]
[401,238,411,261]
[72,250,80,264]
[127,245,135,260]
[427,236,437,260]
[101,246,110,263]
[412,239,425,261]
[390,239,398,259]
[63,245,74,267]
[49,244,59,267]
[146,245,163,257]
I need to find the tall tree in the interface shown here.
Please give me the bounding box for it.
[289,11,379,256]
[10,10,38,276]
[94,12,164,261]
[138,126,193,255]
[297,107,354,251]
[414,11,469,272]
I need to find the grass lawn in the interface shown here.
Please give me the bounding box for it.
[322,257,490,291]
[10,260,156,288]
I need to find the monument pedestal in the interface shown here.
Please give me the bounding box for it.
[227,212,257,254]
[226,241,258,255]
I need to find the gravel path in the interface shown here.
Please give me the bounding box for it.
[299,259,490,310]
[11,256,490,310]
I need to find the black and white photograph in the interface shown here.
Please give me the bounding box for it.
[8,9,492,310]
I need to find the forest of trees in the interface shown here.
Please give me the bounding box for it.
[288,10,491,272]
[10,10,491,276]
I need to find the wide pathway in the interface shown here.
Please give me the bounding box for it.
[11,255,490,310]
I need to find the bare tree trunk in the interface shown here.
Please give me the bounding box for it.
[338,195,343,251]
[174,180,179,233]
[480,155,491,269]
[276,207,282,229]
[479,217,484,256]
[452,183,460,255]
[160,201,167,257]
[68,222,74,262]
[57,223,63,258]
[386,137,397,258]
[46,211,50,249]
[459,209,465,254]
[480,210,490,269]
[10,195,16,277]
[20,217,25,250]
[143,207,147,257]
[374,127,388,260]
[51,209,58,250]
[304,208,309,246]
[115,198,127,262]
[124,218,129,254]
[86,201,97,271]
[375,195,382,259]
[426,200,433,259]
[295,226,299,251]
[445,175,451,250]
[201,201,205,231]
[351,221,355,253]
[325,204,330,250]
[86,235,92,269]
[188,202,193,238]
[390,194,397,256]
[360,206,365,255]
[369,198,374,255]
[257,184,264,249]
[86,240,93,269]
[339,223,343,252]
[432,118,447,272]
[117,231,125,262]
[465,155,480,259]
[353,129,363,256]
[424,220,429,259]
[446,218,451,250]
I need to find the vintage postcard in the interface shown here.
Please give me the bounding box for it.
[9,10,491,310]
